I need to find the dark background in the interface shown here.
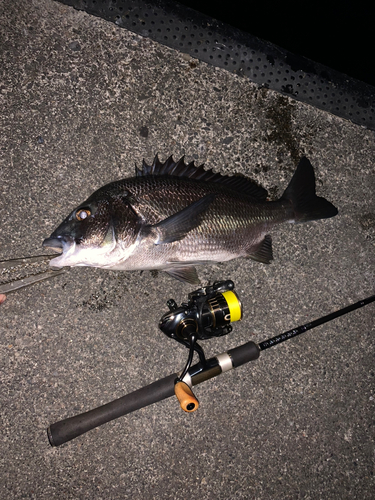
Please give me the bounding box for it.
[178,1,374,87]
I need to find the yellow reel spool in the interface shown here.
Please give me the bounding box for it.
[222,290,242,322]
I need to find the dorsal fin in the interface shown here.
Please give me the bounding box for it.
[135,155,268,201]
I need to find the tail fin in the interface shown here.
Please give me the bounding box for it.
[281,157,338,223]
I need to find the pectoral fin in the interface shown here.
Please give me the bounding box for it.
[152,193,216,245]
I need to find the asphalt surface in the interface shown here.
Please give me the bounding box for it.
[0,1,374,499]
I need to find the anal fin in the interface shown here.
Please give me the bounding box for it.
[164,266,200,284]
[247,235,273,264]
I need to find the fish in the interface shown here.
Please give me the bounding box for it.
[42,155,338,284]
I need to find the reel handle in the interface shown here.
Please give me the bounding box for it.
[174,380,199,412]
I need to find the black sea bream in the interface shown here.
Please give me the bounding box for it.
[43,156,338,284]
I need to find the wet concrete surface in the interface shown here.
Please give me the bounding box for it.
[0,1,374,498]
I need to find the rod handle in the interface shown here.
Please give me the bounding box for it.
[47,373,177,446]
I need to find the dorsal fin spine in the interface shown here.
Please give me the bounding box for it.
[137,155,268,201]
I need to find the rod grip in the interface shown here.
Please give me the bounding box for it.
[47,341,261,446]
[47,373,177,447]
[227,341,260,367]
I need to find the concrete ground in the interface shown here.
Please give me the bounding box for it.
[0,0,374,498]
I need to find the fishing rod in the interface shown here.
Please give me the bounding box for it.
[47,280,375,447]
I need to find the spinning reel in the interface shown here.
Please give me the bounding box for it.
[159,280,243,412]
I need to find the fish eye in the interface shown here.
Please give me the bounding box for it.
[76,208,91,221]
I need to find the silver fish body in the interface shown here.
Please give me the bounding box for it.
[43,156,338,284]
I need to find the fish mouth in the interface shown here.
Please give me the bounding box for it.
[42,236,75,268]
[42,236,66,252]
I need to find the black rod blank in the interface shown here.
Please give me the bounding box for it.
[259,295,375,351]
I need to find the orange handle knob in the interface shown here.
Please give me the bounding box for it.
[174,381,199,412]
